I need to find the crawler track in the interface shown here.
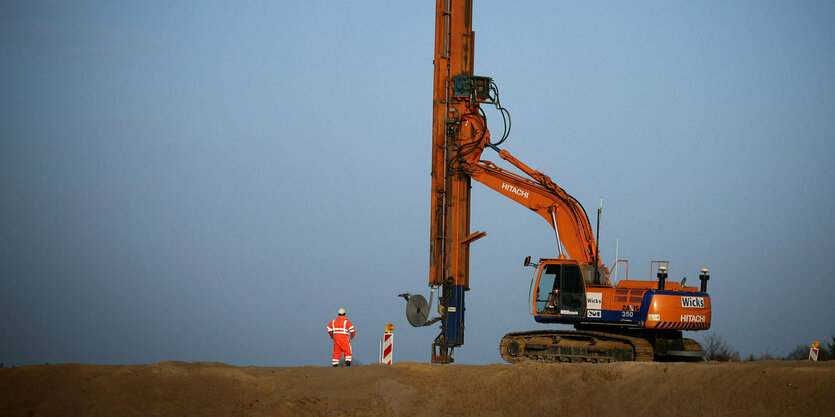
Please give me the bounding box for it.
[682,338,703,352]
[500,330,655,363]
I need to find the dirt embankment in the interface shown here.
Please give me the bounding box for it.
[1,360,833,416]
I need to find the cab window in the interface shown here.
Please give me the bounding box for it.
[535,264,559,314]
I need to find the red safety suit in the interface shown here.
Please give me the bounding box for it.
[327,316,355,365]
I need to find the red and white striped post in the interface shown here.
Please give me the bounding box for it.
[809,341,820,361]
[379,323,394,364]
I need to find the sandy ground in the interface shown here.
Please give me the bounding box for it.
[1,360,833,417]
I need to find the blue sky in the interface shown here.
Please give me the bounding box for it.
[1,1,833,366]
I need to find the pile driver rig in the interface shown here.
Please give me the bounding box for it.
[400,0,712,364]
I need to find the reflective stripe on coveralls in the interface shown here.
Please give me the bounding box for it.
[327,318,355,336]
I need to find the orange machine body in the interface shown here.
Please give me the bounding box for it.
[530,259,711,331]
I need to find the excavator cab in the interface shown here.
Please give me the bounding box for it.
[532,260,586,317]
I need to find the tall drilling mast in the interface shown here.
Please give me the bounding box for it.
[429,0,486,363]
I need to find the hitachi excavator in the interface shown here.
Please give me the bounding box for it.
[400,0,712,364]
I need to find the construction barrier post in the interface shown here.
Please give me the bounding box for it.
[382,323,394,365]
[809,341,820,361]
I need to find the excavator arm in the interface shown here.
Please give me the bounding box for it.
[448,87,600,267]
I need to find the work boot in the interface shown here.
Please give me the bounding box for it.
[345,361,351,367]
[332,364,337,367]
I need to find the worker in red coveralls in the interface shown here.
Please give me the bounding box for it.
[327,308,355,367]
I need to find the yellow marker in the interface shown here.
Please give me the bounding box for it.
[385,323,395,333]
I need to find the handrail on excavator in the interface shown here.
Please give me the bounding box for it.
[650,260,670,281]
[608,259,629,284]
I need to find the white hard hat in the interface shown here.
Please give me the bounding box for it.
[338,308,346,315]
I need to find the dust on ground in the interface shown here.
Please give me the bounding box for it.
[2,360,833,416]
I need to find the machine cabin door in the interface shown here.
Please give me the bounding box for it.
[534,263,586,317]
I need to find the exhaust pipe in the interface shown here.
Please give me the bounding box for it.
[699,269,710,292]
[657,266,667,290]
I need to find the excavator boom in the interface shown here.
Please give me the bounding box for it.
[471,151,598,266]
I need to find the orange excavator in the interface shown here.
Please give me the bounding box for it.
[400,0,712,364]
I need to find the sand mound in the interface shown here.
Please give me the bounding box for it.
[2,360,833,416]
